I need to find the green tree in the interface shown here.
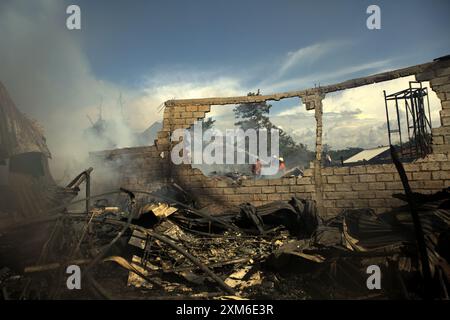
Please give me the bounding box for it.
[233,92,272,130]
[233,92,314,167]
[202,117,216,132]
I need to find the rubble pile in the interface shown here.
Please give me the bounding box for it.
[0,184,449,300]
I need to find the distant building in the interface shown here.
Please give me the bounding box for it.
[137,121,163,146]
[343,146,391,165]
[0,81,74,222]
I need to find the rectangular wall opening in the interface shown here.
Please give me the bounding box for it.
[186,94,316,179]
[322,76,441,167]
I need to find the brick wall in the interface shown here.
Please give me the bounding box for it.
[320,155,450,216]
[167,155,449,218]
[90,145,170,195]
[91,57,450,218]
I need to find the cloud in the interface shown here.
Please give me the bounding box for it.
[278,41,341,77]
[266,59,392,92]
[0,1,133,175]
[0,0,246,178]
[126,77,243,131]
[254,39,361,90]
[0,0,443,177]
[276,104,308,117]
[268,76,442,150]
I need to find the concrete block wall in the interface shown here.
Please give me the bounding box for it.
[91,57,450,218]
[90,145,169,194]
[319,155,450,216]
[169,155,450,217]
[419,63,450,153]
[170,164,316,206]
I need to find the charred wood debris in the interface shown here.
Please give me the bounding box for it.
[0,168,449,301]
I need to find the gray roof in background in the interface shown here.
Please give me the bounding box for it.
[343,146,390,164]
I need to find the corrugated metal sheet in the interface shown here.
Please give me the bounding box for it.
[343,146,390,164]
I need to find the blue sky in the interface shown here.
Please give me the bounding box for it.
[0,0,449,173]
[72,0,450,90]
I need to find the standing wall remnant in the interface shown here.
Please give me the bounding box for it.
[91,57,450,218]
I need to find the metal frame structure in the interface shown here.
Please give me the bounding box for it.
[384,81,433,159]
[66,167,93,213]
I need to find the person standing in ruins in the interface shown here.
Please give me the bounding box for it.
[252,158,262,178]
[278,157,286,175]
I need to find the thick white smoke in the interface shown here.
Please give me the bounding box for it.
[0,0,242,184]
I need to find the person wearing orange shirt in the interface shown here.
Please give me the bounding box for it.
[278,157,286,174]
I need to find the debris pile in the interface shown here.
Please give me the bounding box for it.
[0,182,449,300]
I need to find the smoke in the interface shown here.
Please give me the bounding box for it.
[5,1,440,186]
[0,0,243,184]
[0,0,140,180]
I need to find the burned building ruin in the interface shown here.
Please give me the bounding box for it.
[92,56,450,218]
[1,57,450,300]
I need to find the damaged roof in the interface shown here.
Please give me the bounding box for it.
[0,82,51,159]
[343,146,390,164]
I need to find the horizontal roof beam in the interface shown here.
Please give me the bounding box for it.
[165,61,435,107]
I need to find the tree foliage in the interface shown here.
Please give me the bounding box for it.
[233,92,272,130]
[233,92,314,166]
[202,117,216,131]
